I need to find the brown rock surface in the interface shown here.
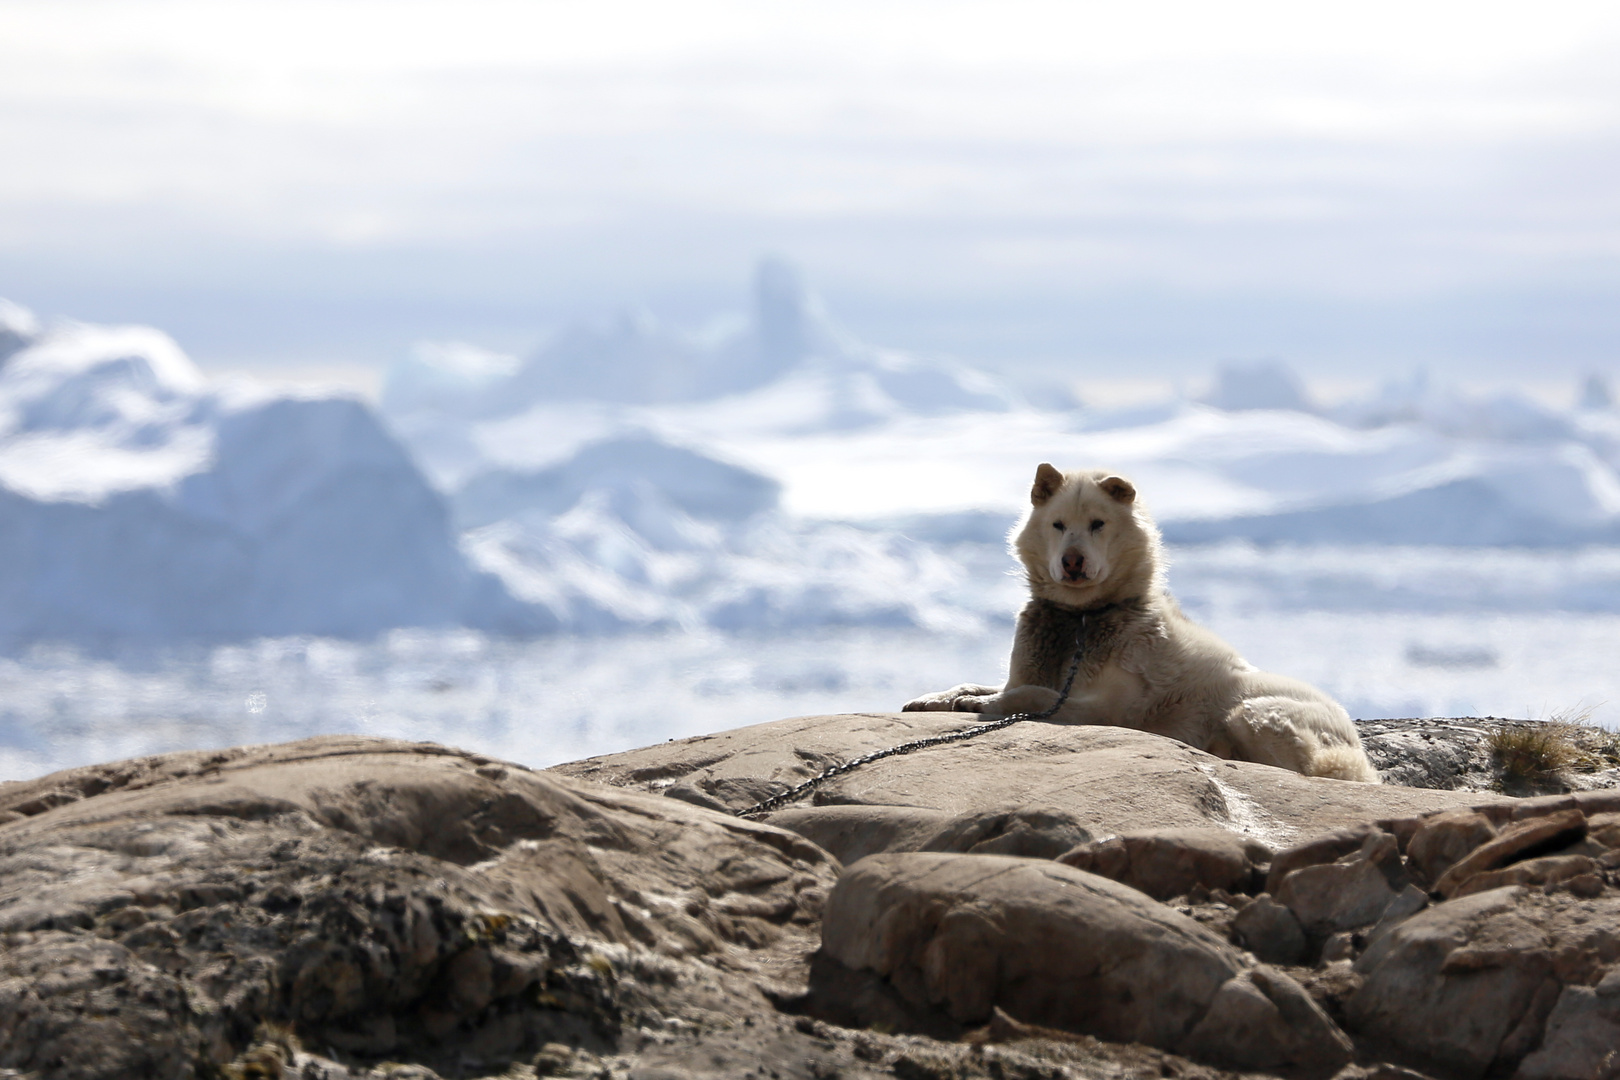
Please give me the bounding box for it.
[816,851,1352,1074]
[1348,887,1620,1079]
[6,713,1620,1080]
[764,803,1093,867]
[1433,808,1588,897]
[1514,977,1620,1080]
[1406,809,1498,886]
[1232,895,1307,965]
[1182,965,1353,1075]
[1056,827,1271,900]
[1452,853,1602,898]
[818,851,1242,1042]
[1275,831,1408,935]
[555,712,1503,847]
[0,735,869,1080]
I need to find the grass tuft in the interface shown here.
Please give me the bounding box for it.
[1488,706,1620,786]
[1489,719,1582,784]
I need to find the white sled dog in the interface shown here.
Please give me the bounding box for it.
[904,464,1379,783]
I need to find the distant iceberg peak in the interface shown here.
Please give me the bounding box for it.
[0,299,41,363]
[1580,372,1615,412]
[753,256,829,370]
[382,257,1017,423]
[1201,359,1316,414]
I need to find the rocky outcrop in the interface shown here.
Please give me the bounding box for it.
[0,736,846,1079]
[1359,717,1620,794]
[816,851,1352,1076]
[1056,827,1272,899]
[556,712,1503,843]
[5,714,1620,1080]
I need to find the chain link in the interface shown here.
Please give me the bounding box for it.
[737,628,1086,818]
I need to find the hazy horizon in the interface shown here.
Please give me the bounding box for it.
[4,1,1620,383]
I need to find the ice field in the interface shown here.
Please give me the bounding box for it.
[2,270,1619,781]
[2,547,1618,782]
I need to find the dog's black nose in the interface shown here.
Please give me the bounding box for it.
[1061,550,1085,580]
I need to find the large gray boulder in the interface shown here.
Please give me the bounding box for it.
[765,803,1093,866]
[817,851,1352,1075]
[11,712,1620,1080]
[1347,888,1620,1079]
[1056,826,1272,899]
[557,712,1501,847]
[1515,976,1620,1080]
[0,736,842,1079]
[1275,830,1408,935]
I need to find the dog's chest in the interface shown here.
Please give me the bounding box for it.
[1018,598,1153,689]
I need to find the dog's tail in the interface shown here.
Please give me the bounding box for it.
[1227,697,1381,784]
[1310,742,1382,784]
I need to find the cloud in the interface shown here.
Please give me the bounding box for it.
[3,0,1620,370]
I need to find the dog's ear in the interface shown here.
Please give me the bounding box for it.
[1031,463,1064,505]
[1099,475,1136,503]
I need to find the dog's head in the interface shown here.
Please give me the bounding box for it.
[1012,464,1159,606]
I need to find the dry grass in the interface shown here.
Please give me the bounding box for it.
[1488,707,1620,785]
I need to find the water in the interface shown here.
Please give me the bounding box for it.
[3,553,1616,783]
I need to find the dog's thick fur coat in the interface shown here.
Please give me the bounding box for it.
[904,464,1379,783]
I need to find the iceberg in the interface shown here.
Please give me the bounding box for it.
[1200,359,1316,413]
[454,433,781,530]
[382,258,1020,427]
[0,305,547,645]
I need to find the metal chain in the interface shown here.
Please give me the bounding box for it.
[737,628,1086,818]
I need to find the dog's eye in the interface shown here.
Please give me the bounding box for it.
[1052,520,1065,532]
[1089,519,1105,532]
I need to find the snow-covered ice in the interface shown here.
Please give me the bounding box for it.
[2,593,1617,782]
[0,310,546,645]
[3,266,1620,781]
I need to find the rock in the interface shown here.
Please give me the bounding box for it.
[1183,965,1354,1075]
[558,713,1502,851]
[1406,809,1498,886]
[16,712,1620,1080]
[920,807,1094,860]
[661,781,731,812]
[1588,811,1620,848]
[1514,976,1620,1080]
[1331,1065,1437,1080]
[1345,888,1620,1079]
[1566,872,1607,899]
[1276,831,1408,935]
[1056,827,1270,900]
[1358,718,1620,796]
[763,805,959,865]
[663,775,788,813]
[1453,854,1602,898]
[1575,791,1620,815]
[816,851,1351,1074]
[818,852,1241,1045]
[1433,809,1587,898]
[1359,720,1500,790]
[0,736,845,1080]
[1233,894,1308,965]
[1321,932,1358,963]
[761,804,1092,867]
[0,933,199,1078]
[1265,824,1384,895]
[1365,884,1429,945]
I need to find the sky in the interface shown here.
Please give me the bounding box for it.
[3,1,1620,384]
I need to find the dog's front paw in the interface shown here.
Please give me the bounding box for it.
[975,685,1061,719]
[903,683,997,712]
